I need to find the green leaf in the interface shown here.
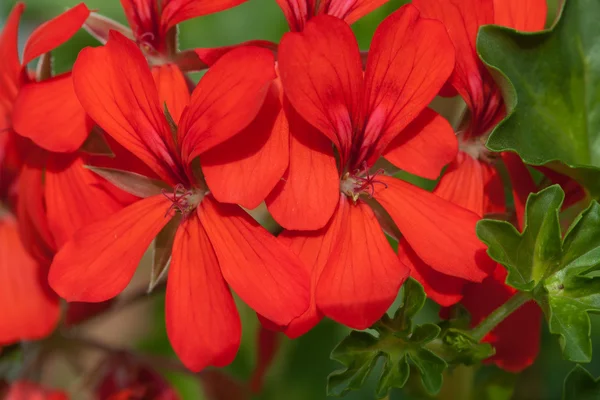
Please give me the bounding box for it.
[477,185,564,291]
[563,365,600,400]
[477,0,600,196]
[327,279,447,398]
[478,186,600,362]
[542,201,600,362]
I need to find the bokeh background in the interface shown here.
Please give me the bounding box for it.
[2,0,596,399]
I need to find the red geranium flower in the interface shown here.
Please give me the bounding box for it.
[5,2,93,153]
[270,5,494,335]
[48,32,310,371]
[404,0,575,306]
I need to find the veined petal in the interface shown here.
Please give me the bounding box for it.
[198,196,310,326]
[49,195,173,302]
[482,162,506,216]
[179,47,276,163]
[266,102,339,230]
[72,31,182,185]
[151,64,190,124]
[375,175,493,281]
[201,83,289,210]
[318,0,390,24]
[493,0,547,32]
[22,3,90,66]
[278,196,345,337]
[12,73,92,152]
[278,15,363,165]
[360,4,454,165]
[0,217,59,344]
[166,212,241,372]
[161,0,250,32]
[398,239,465,307]
[316,196,409,329]
[0,2,24,130]
[412,0,494,115]
[276,0,316,32]
[433,151,486,216]
[45,154,132,248]
[383,108,457,180]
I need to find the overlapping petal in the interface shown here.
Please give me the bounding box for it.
[316,196,409,329]
[178,47,276,163]
[198,196,309,326]
[201,84,288,210]
[383,108,457,180]
[278,15,363,165]
[12,73,92,152]
[49,195,173,302]
[161,0,250,32]
[266,103,339,230]
[360,4,454,165]
[72,31,183,184]
[318,0,390,24]
[151,64,191,124]
[0,217,59,344]
[374,175,493,281]
[166,212,241,372]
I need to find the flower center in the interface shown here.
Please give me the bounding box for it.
[161,184,205,218]
[341,163,388,202]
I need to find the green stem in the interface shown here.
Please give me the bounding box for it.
[470,291,532,342]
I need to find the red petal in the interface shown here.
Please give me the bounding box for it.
[433,151,486,216]
[0,216,59,344]
[502,152,536,230]
[493,0,547,32]
[535,166,586,210]
[166,212,241,371]
[72,31,182,185]
[151,64,190,124]
[316,197,409,329]
[49,195,173,302]
[266,102,339,230]
[0,3,24,130]
[5,381,68,400]
[398,239,465,307]
[276,0,316,32]
[12,73,91,152]
[161,0,250,32]
[383,108,457,180]
[412,0,494,121]
[482,162,506,216]
[201,83,289,210]
[17,156,56,264]
[375,175,493,281]
[278,15,363,165]
[83,12,134,45]
[22,3,90,65]
[178,46,276,163]
[458,266,541,372]
[318,0,390,24]
[198,196,310,326]
[360,4,454,165]
[45,154,132,248]
[191,40,277,68]
[120,0,160,45]
[278,195,345,337]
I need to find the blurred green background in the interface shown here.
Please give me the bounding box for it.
[2,0,594,399]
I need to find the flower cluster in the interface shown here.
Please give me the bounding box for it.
[0,0,581,397]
